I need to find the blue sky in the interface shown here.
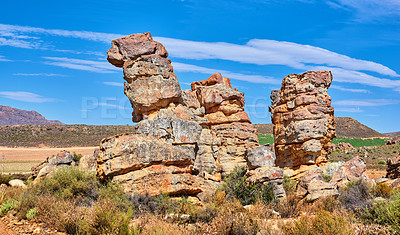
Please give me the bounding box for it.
[0,0,399,133]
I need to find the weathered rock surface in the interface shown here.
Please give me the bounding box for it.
[336,142,354,151]
[31,150,74,180]
[31,150,97,181]
[246,144,276,170]
[270,71,336,169]
[246,166,286,198]
[102,32,264,198]
[106,32,259,177]
[330,156,373,188]
[107,33,181,122]
[386,155,400,179]
[296,171,338,201]
[78,155,97,172]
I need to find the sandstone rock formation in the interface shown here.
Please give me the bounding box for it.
[102,32,261,198]
[270,71,336,169]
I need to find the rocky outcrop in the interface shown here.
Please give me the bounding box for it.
[330,156,373,188]
[386,156,400,179]
[269,71,336,169]
[31,151,97,181]
[103,32,263,198]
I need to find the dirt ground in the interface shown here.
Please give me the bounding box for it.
[0,146,98,162]
[0,147,98,174]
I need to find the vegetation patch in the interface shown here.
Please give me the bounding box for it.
[257,133,274,145]
[332,137,387,148]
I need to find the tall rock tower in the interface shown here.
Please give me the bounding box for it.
[270,71,336,169]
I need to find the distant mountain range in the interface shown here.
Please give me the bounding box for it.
[0,105,63,125]
[255,117,390,138]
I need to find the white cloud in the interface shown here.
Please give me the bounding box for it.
[335,107,364,113]
[173,62,280,84]
[43,57,119,73]
[0,91,56,103]
[333,99,400,107]
[13,73,66,77]
[103,82,124,87]
[157,37,399,77]
[1,23,400,89]
[330,85,369,93]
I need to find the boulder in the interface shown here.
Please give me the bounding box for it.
[296,172,338,201]
[336,142,354,151]
[246,166,286,198]
[386,155,400,179]
[330,156,373,188]
[8,179,26,188]
[78,155,97,172]
[246,144,276,170]
[270,71,335,169]
[32,150,76,180]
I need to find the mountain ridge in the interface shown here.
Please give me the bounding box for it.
[0,105,63,126]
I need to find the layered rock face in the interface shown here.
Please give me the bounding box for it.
[102,32,261,197]
[270,71,336,169]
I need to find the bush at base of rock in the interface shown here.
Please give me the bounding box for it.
[220,166,275,205]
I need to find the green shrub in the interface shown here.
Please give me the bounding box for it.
[378,160,386,165]
[30,167,100,201]
[72,152,83,162]
[0,198,18,216]
[283,175,297,195]
[26,208,37,220]
[360,190,400,232]
[222,166,275,205]
[0,174,10,185]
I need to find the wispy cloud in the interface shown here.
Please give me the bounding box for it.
[173,62,280,84]
[306,66,400,91]
[0,91,57,103]
[0,55,10,62]
[335,107,364,113]
[13,73,67,77]
[1,23,399,88]
[333,99,400,107]
[326,0,400,22]
[330,85,369,93]
[43,57,119,73]
[103,82,124,87]
[0,23,122,43]
[158,37,399,77]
